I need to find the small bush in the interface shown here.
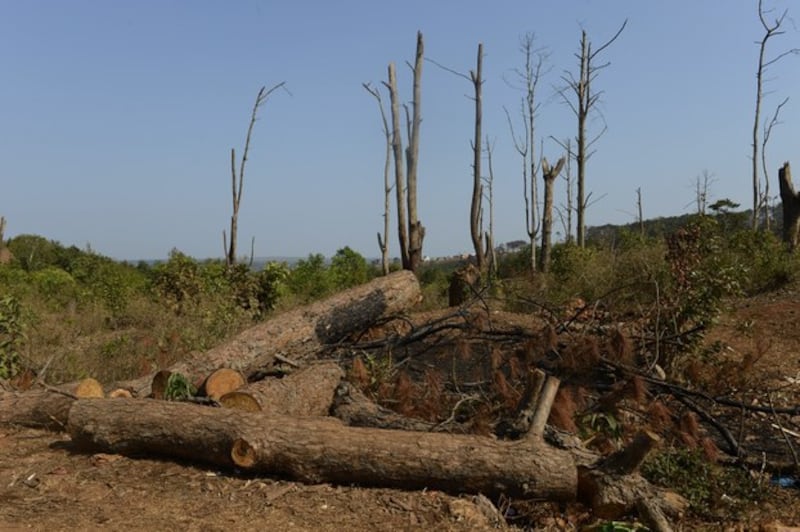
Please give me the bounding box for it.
[0,295,24,379]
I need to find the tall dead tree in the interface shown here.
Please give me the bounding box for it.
[470,43,485,270]
[225,83,286,267]
[779,162,800,250]
[559,21,626,248]
[385,32,425,274]
[429,43,487,270]
[761,96,789,231]
[363,83,393,275]
[751,0,798,230]
[505,33,548,274]
[540,156,566,272]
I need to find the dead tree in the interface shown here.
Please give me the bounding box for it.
[779,162,800,250]
[540,157,566,272]
[636,187,644,237]
[385,32,425,274]
[224,82,286,267]
[559,21,626,247]
[363,83,393,275]
[505,33,548,273]
[470,43,486,271]
[761,96,789,231]
[428,43,487,271]
[751,0,798,230]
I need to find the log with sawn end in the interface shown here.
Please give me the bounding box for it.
[113,270,422,397]
[67,397,577,501]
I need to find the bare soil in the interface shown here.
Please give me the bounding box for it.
[3,293,800,531]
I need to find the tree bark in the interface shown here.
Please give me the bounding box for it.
[406,31,425,274]
[540,157,566,272]
[114,270,421,397]
[67,397,577,501]
[386,63,410,270]
[779,162,800,250]
[470,43,485,270]
[220,362,342,416]
[0,378,104,430]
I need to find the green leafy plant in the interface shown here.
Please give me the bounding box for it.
[165,372,196,401]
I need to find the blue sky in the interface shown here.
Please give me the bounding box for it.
[2,1,798,261]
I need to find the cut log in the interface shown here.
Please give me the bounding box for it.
[64,378,104,398]
[219,362,342,416]
[114,270,421,397]
[200,368,245,401]
[107,388,133,399]
[67,397,577,501]
[0,378,104,430]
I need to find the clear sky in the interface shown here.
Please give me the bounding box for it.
[2,1,799,261]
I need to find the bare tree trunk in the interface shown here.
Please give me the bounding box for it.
[761,97,790,233]
[540,157,565,272]
[470,43,485,270]
[226,83,285,266]
[636,187,644,237]
[385,33,425,274]
[505,34,546,275]
[406,32,426,274]
[752,0,799,230]
[484,136,497,276]
[779,162,800,250]
[576,30,589,248]
[363,83,393,275]
[386,64,410,270]
[559,22,626,248]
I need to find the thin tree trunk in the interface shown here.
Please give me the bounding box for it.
[540,157,565,272]
[407,32,425,274]
[386,64,409,269]
[576,31,589,248]
[470,43,485,270]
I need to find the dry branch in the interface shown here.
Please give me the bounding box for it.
[67,397,577,501]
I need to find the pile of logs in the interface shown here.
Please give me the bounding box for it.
[0,270,686,531]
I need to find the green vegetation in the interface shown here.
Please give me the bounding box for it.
[0,236,378,383]
[1,210,798,388]
[642,448,762,517]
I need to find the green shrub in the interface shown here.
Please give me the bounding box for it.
[31,267,79,308]
[329,246,371,290]
[150,249,203,313]
[287,253,332,302]
[0,295,24,379]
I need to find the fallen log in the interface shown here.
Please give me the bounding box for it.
[0,378,104,430]
[67,397,577,501]
[219,362,342,416]
[114,270,421,397]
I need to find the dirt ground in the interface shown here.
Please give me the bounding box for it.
[2,292,800,531]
